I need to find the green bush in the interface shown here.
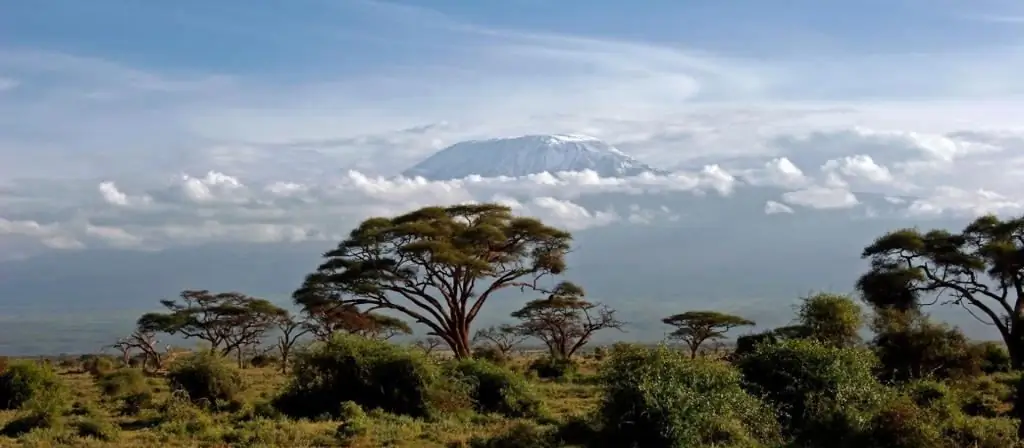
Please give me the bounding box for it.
[249,353,278,369]
[527,357,577,379]
[166,351,243,408]
[466,422,557,448]
[448,359,543,418]
[334,401,369,445]
[736,338,884,443]
[97,368,149,397]
[274,334,458,419]
[861,395,944,448]
[0,361,68,411]
[972,341,1011,374]
[472,346,509,366]
[598,344,780,448]
[81,355,118,377]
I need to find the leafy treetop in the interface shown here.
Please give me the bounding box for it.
[662,311,755,358]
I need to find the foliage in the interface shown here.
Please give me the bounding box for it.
[472,345,510,365]
[795,292,863,347]
[662,310,755,358]
[447,358,543,418]
[274,333,457,419]
[82,355,118,377]
[527,356,577,379]
[598,344,781,448]
[465,422,558,448]
[300,301,412,342]
[736,338,884,443]
[972,341,1012,374]
[871,309,980,382]
[293,203,574,358]
[97,368,149,398]
[166,351,244,408]
[733,325,809,357]
[138,290,287,364]
[0,361,68,411]
[512,282,623,360]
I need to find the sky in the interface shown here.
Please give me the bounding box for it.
[2,0,1024,258]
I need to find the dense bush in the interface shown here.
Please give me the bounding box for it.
[274,334,457,419]
[465,422,557,448]
[871,310,980,382]
[971,341,1012,374]
[527,357,577,379]
[472,346,509,366]
[448,359,543,418]
[598,344,780,448]
[81,355,118,377]
[0,361,68,411]
[796,292,863,347]
[249,353,278,369]
[166,351,244,408]
[736,338,884,444]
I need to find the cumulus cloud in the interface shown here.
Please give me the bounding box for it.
[782,186,859,209]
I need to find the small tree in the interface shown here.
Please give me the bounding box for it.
[662,311,755,359]
[125,329,168,372]
[108,338,133,366]
[294,203,573,358]
[473,324,527,356]
[272,312,313,373]
[137,290,287,367]
[796,292,863,347]
[414,337,444,356]
[511,282,624,360]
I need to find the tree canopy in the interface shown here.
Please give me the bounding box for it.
[795,292,863,348]
[293,203,573,358]
[662,311,755,358]
[138,290,286,365]
[511,281,623,359]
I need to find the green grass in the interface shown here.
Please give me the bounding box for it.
[0,355,603,447]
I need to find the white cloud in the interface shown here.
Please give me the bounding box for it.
[821,155,894,185]
[782,186,859,209]
[764,200,795,215]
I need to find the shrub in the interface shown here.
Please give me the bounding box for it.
[166,351,243,408]
[0,410,62,437]
[527,357,576,379]
[274,334,456,419]
[591,346,606,361]
[466,422,557,448]
[736,338,884,443]
[448,359,543,418]
[0,361,68,411]
[334,401,369,445]
[598,344,780,448]
[472,346,509,365]
[98,368,149,397]
[81,355,118,377]
[249,353,278,369]
[72,414,120,441]
[972,341,1012,374]
[862,395,944,448]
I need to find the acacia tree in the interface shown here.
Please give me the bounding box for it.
[414,337,444,356]
[138,290,287,367]
[271,312,312,373]
[294,203,573,358]
[796,292,863,347]
[473,324,527,356]
[300,300,412,341]
[857,215,1024,437]
[511,282,624,360]
[662,311,755,358]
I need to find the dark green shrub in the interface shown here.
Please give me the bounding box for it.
[466,422,557,448]
[862,395,944,448]
[448,359,543,418]
[0,410,61,437]
[972,341,1011,374]
[472,346,509,365]
[944,415,1021,448]
[598,344,780,448]
[249,353,278,369]
[334,401,368,445]
[737,338,884,443]
[274,334,457,419]
[81,355,118,377]
[957,376,1014,418]
[527,357,576,379]
[72,414,120,441]
[0,361,68,411]
[98,368,149,397]
[872,314,979,382]
[166,351,243,407]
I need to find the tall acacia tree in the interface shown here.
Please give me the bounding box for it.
[662,311,755,358]
[511,282,624,360]
[857,215,1024,437]
[294,203,573,358]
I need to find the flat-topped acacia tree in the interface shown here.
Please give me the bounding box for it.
[662,311,755,358]
[293,203,573,358]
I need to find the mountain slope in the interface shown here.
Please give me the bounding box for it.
[402,134,663,180]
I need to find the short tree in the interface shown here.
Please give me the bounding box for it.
[795,292,863,347]
[857,215,1024,437]
[662,311,755,359]
[293,203,573,358]
[473,324,527,356]
[271,312,313,373]
[300,300,412,341]
[511,282,624,360]
[138,290,287,367]
[414,337,444,356]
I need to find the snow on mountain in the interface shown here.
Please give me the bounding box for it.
[402,134,665,180]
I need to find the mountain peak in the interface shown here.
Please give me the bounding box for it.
[402,134,662,180]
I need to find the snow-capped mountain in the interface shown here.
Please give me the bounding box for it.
[402,134,664,180]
